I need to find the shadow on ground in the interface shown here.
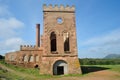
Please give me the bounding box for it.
[81,66,110,74]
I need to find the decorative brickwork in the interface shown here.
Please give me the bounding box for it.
[5,4,82,75]
[43,4,75,12]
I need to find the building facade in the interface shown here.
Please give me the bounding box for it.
[5,4,82,75]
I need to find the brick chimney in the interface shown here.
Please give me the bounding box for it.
[36,24,40,47]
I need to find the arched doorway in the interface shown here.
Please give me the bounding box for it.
[53,60,68,75]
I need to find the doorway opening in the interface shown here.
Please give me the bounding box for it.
[53,60,68,75]
[57,66,64,75]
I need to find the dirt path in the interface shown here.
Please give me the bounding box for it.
[44,70,120,80]
[0,63,120,80]
[79,70,120,80]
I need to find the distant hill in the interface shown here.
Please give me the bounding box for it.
[104,54,120,59]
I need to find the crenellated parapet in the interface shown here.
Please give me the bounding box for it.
[43,4,75,12]
[20,45,40,51]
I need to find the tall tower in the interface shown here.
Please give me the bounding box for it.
[40,4,82,75]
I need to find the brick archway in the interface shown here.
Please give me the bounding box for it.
[53,60,68,75]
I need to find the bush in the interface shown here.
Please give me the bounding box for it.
[0,55,4,60]
[79,58,120,65]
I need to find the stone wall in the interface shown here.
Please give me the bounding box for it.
[40,55,81,75]
[5,47,43,68]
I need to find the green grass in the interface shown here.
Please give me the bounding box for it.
[81,65,120,74]
[0,68,27,80]
[0,60,38,75]
[0,60,83,79]
[0,60,120,80]
[0,60,53,79]
[95,65,120,72]
[0,60,82,77]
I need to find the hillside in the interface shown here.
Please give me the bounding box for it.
[104,54,120,59]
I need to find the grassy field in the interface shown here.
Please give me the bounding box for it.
[94,65,120,72]
[0,60,53,80]
[81,65,120,73]
[0,60,120,80]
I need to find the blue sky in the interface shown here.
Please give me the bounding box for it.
[0,0,120,58]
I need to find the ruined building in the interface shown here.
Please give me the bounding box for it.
[5,4,82,75]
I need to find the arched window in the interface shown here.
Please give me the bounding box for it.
[28,55,34,62]
[22,55,25,61]
[35,55,39,62]
[23,55,28,62]
[50,32,57,52]
[63,32,70,52]
[10,55,14,61]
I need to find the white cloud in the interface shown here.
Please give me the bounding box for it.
[0,17,24,39]
[0,18,24,28]
[0,37,25,52]
[5,37,24,47]
[0,3,25,55]
[79,28,120,58]
[81,28,120,46]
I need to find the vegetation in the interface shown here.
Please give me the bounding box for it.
[0,60,52,80]
[0,70,24,80]
[0,58,120,80]
[96,65,120,72]
[79,58,120,65]
[0,55,4,60]
[1,61,51,76]
[81,65,120,74]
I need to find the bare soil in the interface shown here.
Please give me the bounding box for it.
[42,70,120,80]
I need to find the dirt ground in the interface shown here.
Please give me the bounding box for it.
[44,70,120,80]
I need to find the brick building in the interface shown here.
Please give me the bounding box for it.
[5,4,82,75]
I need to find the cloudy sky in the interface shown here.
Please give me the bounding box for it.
[0,0,120,58]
